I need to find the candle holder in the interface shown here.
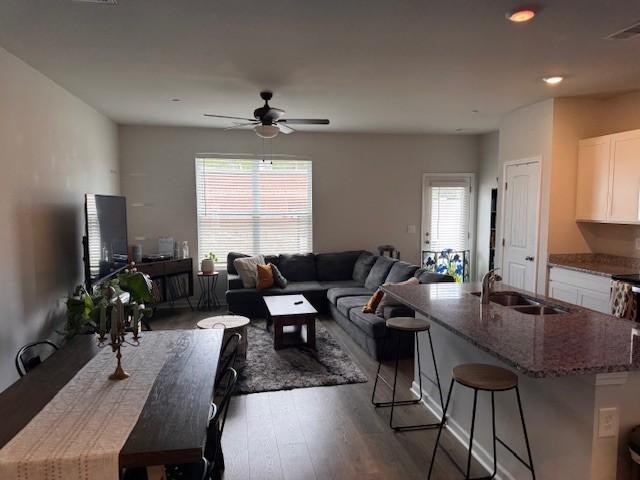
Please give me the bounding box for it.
[97,298,142,381]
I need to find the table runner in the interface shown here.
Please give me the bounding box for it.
[0,331,181,480]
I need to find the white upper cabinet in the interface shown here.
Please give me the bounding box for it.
[609,129,640,224]
[576,136,611,222]
[576,129,640,224]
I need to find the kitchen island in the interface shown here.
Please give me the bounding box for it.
[382,281,640,480]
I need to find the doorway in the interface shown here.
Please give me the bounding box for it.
[500,158,541,292]
[421,174,475,282]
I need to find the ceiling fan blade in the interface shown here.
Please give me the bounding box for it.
[279,118,330,125]
[223,122,258,131]
[278,123,295,134]
[204,114,256,122]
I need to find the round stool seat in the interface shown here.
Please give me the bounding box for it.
[385,316,430,332]
[197,315,249,330]
[453,363,518,391]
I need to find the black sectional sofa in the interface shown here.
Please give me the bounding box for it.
[225,250,454,360]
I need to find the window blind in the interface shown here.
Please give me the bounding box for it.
[429,181,470,252]
[195,158,313,266]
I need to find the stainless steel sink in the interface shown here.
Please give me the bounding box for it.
[471,291,538,306]
[512,305,568,315]
[471,291,569,315]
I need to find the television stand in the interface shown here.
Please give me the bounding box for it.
[136,258,194,315]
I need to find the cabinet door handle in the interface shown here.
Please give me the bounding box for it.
[525,256,535,261]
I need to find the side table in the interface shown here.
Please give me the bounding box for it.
[197,271,220,310]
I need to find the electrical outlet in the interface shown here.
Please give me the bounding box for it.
[635,238,640,250]
[598,407,618,438]
[407,225,417,234]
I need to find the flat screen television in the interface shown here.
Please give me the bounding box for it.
[83,194,128,289]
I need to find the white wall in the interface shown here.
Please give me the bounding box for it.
[475,131,499,280]
[119,125,480,296]
[496,99,554,294]
[0,47,119,392]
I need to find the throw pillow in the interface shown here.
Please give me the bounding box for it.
[233,255,265,288]
[363,289,384,314]
[375,276,419,316]
[256,263,275,290]
[271,263,288,288]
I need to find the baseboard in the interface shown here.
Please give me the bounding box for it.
[411,381,516,480]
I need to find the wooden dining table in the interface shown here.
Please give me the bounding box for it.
[0,329,223,471]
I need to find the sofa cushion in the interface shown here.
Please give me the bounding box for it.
[327,287,374,304]
[336,295,371,316]
[364,256,397,290]
[278,253,317,282]
[414,269,456,284]
[320,280,362,289]
[316,250,363,281]
[257,263,275,290]
[226,281,324,305]
[227,273,244,290]
[352,252,377,283]
[385,261,419,283]
[349,309,387,339]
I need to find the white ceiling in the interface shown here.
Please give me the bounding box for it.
[1,0,640,134]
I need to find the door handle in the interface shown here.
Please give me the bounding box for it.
[525,256,535,261]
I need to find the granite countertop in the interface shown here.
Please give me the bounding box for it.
[382,282,640,378]
[548,253,640,277]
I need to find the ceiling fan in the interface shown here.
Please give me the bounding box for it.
[204,91,330,138]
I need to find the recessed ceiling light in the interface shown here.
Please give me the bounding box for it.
[507,8,536,23]
[171,98,181,102]
[542,76,564,85]
[456,128,464,132]
[471,110,479,114]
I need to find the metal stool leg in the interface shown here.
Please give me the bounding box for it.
[428,378,455,479]
[388,333,401,429]
[371,334,387,405]
[465,389,479,479]
[427,329,444,410]
[516,386,536,479]
[490,391,497,478]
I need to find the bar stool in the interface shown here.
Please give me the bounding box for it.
[371,316,444,431]
[428,363,536,480]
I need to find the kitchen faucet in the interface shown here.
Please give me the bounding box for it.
[481,268,502,304]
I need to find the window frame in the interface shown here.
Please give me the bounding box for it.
[194,156,313,268]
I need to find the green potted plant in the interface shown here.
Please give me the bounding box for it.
[64,266,154,338]
[201,252,218,274]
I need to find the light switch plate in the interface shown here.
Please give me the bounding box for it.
[407,225,417,234]
[598,407,618,438]
[635,238,640,250]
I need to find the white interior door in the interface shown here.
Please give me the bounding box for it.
[501,161,540,291]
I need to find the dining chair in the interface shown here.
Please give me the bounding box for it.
[15,340,59,377]
[214,333,241,391]
[122,367,238,480]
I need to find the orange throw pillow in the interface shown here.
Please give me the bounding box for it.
[363,289,384,313]
[256,263,275,290]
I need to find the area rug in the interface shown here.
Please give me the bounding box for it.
[235,319,368,394]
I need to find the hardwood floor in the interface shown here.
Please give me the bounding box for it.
[150,307,486,480]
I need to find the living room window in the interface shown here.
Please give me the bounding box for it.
[195,157,313,267]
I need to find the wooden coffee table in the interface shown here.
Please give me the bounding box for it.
[263,294,317,350]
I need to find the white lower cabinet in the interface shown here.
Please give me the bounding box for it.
[548,267,612,314]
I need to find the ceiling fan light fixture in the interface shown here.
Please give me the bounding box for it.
[255,124,279,139]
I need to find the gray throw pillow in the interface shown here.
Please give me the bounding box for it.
[352,252,377,283]
[364,256,397,290]
[271,264,288,288]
